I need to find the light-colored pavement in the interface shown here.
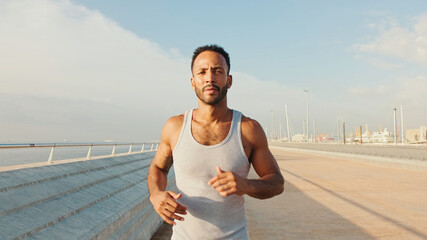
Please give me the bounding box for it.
[246,147,427,240]
[151,147,427,239]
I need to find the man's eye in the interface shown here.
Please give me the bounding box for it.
[198,71,205,74]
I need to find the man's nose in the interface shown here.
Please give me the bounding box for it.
[205,69,215,83]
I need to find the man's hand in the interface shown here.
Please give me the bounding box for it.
[208,166,250,197]
[149,191,187,225]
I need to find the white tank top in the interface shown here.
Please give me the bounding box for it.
[171,109,250,240]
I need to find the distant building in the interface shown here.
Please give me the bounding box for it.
[406,126,427,143]
[349,127,394,143]
[315,134,334,142]
[291,134,305,142]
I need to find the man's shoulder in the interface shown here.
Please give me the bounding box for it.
[160,113,186,145]
[241,114,262,131]
[164,113,185,131]
[240,114,268,149]
[240,114,265,139]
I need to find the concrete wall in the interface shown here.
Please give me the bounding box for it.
[269,142,427,161]
[0,152,174,240]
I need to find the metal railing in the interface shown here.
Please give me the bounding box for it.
[269,142,427,161]
[0,142,159,164]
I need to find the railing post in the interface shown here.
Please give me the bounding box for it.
[140,144,145,152]
[155,143,159,150]
[86,144,93,160]
[342,122,346,145]
[151,143,154,151]
[128,144,133,154]
[111,144,116,156]
[47,145,55,164]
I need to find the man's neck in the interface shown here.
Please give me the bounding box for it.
[194,99,231,124]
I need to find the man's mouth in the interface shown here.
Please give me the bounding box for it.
[203,85,220,93]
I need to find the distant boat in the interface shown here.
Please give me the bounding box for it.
[349,126,394,143]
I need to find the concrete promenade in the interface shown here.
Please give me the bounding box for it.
[152,147,427,240]
[0,151,168,239]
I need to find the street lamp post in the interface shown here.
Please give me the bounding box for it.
[400,105,404,145]
[342,121,346,144]
[304,89,309,142]
[271,110,274,140]
[393,107,397,146]
[285,104,291,142]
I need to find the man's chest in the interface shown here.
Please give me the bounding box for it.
[191,121,231,145]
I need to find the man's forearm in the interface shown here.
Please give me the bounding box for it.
[246,173,284,199]
[147,165,169,196]
[147,163,187,225]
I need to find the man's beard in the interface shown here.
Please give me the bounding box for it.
[195,84,228,105]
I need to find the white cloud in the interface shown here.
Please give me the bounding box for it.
[348,85,388,97]
[394,75,427,106]
[229,72,306,129]
[0,0,193,142]
[347,75,426,113]
[353,15,427,66]
[353,54,400,69]
[345,75,427,130]
[0,0,301,142]
[349,14,427,130]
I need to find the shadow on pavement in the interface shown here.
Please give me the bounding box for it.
[245,169,376,240]
[280,167,427,240]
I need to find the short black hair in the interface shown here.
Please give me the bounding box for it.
[191,44,231,75]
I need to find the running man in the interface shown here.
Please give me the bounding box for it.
[147,44,284,239]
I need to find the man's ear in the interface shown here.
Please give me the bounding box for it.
[191,77,195,90]
[227,75,233,89]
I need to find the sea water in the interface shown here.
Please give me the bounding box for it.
[0,144,149,167]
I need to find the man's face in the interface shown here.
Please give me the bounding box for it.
[191,51,232,105]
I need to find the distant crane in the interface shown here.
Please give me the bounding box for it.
[365,124,371,136]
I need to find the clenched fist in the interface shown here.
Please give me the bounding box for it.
[208,166,250,197]
[150,191,187,225]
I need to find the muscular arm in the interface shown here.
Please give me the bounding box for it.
[244,119,284,199]
[147,142,173,197]
[147,116,187,225]
[209,117,284,199]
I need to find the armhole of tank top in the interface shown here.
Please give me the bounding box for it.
[236,111,250,163]
[172,110,188,154]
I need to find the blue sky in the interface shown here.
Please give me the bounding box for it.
[1,0,426,142]
[71,0,424,83]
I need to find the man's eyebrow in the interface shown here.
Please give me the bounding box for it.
[195,67,208,71]
[194,65,225,72]
[212,66,225,70]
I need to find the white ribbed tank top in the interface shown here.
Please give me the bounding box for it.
[171,109,250,240]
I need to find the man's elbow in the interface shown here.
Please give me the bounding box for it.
[275,174,285,195]
[261,174,285,199]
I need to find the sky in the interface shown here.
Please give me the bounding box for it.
[0,0,426,142]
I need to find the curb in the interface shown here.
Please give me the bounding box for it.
[269,146,427,172]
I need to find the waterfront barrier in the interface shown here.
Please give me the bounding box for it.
[0,151,175,239]
[0,142,159,168]
[269,142,427,161]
